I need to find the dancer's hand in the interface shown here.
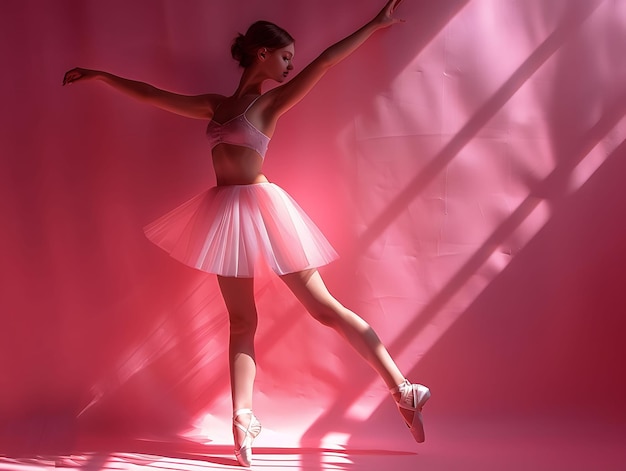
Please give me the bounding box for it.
[62,67,99,86]
[371,0,405,29]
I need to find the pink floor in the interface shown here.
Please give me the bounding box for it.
[1,416,625,470]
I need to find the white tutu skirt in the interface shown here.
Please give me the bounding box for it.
[144,182,338,278]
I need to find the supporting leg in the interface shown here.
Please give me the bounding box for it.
[217,275,262,465]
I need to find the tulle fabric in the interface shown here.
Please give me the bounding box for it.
[143,182,338,277]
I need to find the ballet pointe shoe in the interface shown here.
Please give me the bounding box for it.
[391,379,431,443]
[233,408,262,467]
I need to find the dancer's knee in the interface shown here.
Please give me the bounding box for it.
[229,311,258,337]
[307,303,346,328]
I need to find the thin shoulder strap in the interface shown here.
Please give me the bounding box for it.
[244,95,262,113]
[213,95,261,122]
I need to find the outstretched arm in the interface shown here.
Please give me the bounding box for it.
[62,68,221,119]
[268,0,404,117]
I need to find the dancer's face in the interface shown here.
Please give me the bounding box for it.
[261,43,295,82]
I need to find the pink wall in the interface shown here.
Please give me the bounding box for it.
[1,0,625,454]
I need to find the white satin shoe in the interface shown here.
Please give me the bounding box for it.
[391,379,431,443]
[233,408,262,467]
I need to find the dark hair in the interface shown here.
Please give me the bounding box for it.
[231,20,295,68]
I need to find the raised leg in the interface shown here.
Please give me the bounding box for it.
[280,268,430,441]
[280,269,404,388]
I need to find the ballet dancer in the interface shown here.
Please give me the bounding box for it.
[63,0,430,466]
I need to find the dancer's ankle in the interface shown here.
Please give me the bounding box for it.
[390,378,409,402]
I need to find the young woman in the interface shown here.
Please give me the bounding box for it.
[63,0,430,466]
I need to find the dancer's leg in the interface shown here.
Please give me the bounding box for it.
[217,275,262,465]
[217,275,258,412]
[280,268,430,442]
[280,269,404,389]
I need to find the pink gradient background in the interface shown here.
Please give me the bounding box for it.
[1,0,625,469]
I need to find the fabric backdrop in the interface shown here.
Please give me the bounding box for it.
[1,0,625,454]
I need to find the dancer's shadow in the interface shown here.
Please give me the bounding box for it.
[0,435,418,470]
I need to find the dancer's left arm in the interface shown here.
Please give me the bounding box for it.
[267,0,404,117]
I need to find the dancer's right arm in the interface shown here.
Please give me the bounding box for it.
[62,67,220,119]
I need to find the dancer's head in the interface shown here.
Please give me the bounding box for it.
[231,21,295,81]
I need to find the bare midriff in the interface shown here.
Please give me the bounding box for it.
[212,144,269,186]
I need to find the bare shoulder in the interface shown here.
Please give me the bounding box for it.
[206,93,228,105]
[202,93,228,117]
[257,87,289,120]
[257,63,328,121]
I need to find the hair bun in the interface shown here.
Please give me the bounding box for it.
[230,21,294,68]
[230,33,246,63]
